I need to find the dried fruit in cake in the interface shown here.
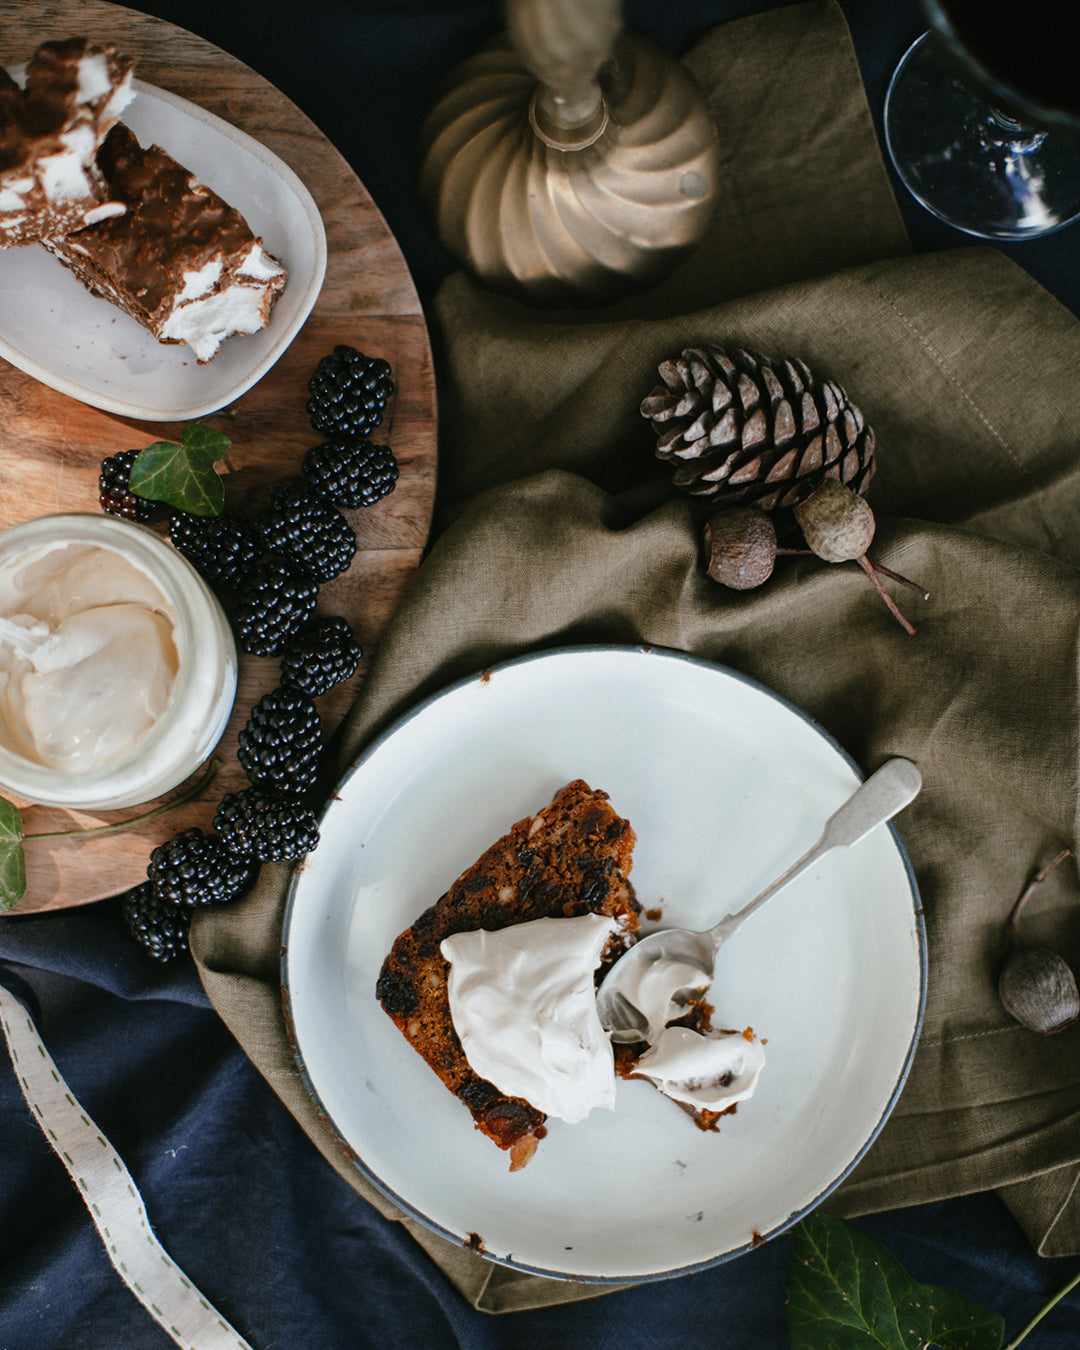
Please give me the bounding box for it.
[306,346,394,439]
[301,439,399,509]
[213,786,320,862]
[1,38,133,248]
[146,828,258,908]
[376,780,639,1170]
[259,482,357,582]
[236,686,322,795]
[233,554,318,656]
[43,123,287,362]
[279,615,361,696]
[168,511,265,588]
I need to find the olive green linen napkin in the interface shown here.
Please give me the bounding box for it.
[192,0,1080,1312]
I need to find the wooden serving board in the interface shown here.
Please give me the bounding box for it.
[0,1,437,913]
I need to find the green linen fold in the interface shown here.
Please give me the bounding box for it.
[192,0,1080,1311]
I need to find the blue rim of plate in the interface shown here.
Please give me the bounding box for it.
[281,642,928,1283]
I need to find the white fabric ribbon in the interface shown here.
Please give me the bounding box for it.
[0,982,255,1350]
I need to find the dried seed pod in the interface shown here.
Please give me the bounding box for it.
[793,479,927,636]
[998,849,1080,1035]
[703,507,777,590]
[998,948,1080,1034]
[794,478,874,562]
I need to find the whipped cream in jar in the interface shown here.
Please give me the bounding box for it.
[0,513,237,810]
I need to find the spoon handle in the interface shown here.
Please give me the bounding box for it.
[706,757,922,944]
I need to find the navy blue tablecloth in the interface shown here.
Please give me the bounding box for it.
[4,3,1080,1347]
[4,908,1080,1348]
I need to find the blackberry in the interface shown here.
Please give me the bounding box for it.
[259,481,356,582]
[169,511,265,587]
[146,828,257,908]
[280,615,362,696]
[306,345,394,439]
[121,883,192,961]
[99,449,162,522]
[214,786,320,861]
[234,554,318,656]
[302,439,399,509]
[237,686,322,794]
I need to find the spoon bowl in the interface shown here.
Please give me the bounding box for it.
[596,757,923,1042]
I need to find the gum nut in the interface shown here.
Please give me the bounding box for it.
[704,507,777,590]
[794,478,875,563]
[998,946,1080,1034]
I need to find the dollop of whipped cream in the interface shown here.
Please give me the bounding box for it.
[0,543,179,773]
[609,939,767,1114]
[615,952,713,1045]
[630,1026,765,1112]
[441,913,620,1124]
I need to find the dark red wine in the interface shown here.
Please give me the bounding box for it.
[933,0,1080,119]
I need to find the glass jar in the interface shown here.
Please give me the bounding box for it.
[0,513,237,810]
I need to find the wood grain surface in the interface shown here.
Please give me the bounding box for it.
[0,2,437,913]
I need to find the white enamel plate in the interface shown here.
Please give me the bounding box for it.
[0,73,326,420]
[282,646,925,1282]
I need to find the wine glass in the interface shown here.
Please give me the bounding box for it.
[883,0,1080,239]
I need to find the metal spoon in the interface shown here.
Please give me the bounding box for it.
[596,756,923,1042]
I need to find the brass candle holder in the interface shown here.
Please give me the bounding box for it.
[418,0,720,306]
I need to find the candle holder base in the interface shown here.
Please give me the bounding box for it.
[418,29,719,307]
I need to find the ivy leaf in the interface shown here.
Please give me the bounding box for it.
[786,1212,1005,1350]
[128,424,230,517]
[0,797,26,913]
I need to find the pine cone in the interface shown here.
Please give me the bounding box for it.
[640,346,875,510]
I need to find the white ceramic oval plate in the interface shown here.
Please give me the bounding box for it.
[0,72,326,421]
[282,646,926,1283]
